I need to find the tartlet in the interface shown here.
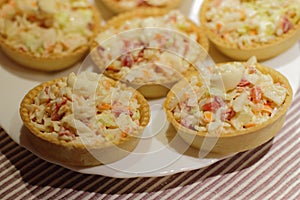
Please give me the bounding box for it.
[164,57,293,156]
[100,0,183,13]
[0,0,101,71]
[20,72,150,166]
[91,8,209,98]
[199,0,300,60]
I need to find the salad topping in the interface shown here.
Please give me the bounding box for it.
[94,10,205,83]
[204,0,300,48]
[170,57,288,135]
[27,72,143,145]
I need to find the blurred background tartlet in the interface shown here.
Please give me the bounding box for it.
[91,8,209,98]
[200,0,300,61]
[0,0,101,71]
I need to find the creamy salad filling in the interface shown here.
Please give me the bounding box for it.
[94,10,204,83]
[0,0,95,56]
[171,57,288,135]
[27,72,142,144]
[204,0,300,48]
[113,0,171,8]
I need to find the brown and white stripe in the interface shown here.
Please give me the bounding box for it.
[0,89,300,200]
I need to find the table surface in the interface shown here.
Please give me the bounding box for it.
[1,1,300,199]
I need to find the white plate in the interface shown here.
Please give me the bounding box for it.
[0,0,300,178]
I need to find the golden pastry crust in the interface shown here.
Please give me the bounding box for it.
[100,0,183,13]
[0,1,101,71]
[199,0,300,61]
[91,8,209,98]
[164,62,293,156]
[20,76,150,166]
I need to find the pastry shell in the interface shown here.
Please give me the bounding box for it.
[199,0,300,61]
[20,77,150,166]
[164,63,293,156]
[91,8,209,98]
[0,4,101,72]
[100,0,183,13]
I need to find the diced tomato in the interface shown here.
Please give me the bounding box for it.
[129,110,133,116]
[51,98,67,121]
[282,16,294,33]
[202,96,225,112]
[58,127,75,140]
[250,86,262,103]
[44,86,50,95]
[214,96,225,107]
[134,48,145,62]
[202,101,221,112]
[237,79,251,87]
[51,113,61,121]
[154,65,164,73]
[32,117,37,122]
[221,108,236,121]
[138,48,145,57]
[121,54,133,67]
[248,66,256,74]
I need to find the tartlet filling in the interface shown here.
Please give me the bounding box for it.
[0,0,95,56]
[27,72,143,144]
[94,10,204,83]
[204,0,300,48]
[170,57,288,134]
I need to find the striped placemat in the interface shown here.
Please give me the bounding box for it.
[1,88,300,200]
